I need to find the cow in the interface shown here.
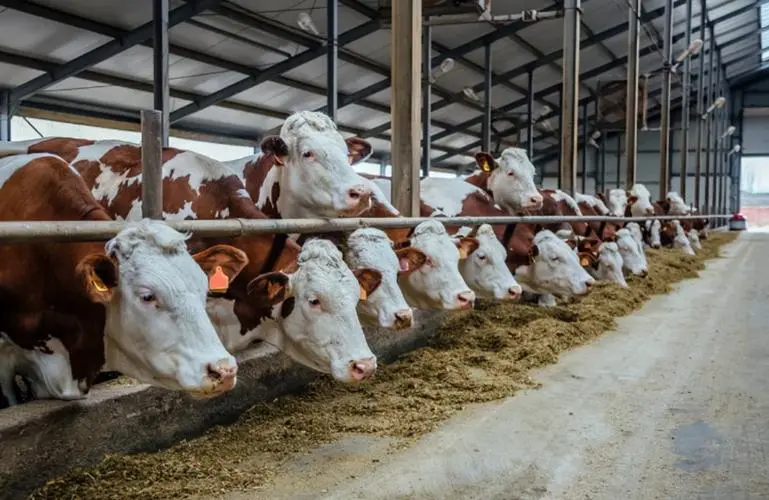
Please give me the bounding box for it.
[661,191,710,245]
[0,139,383,383]
[597,188,632,217]
[453,224,523,301]
[0,153,248,404]
[590,241,628,288]
[467,148,544,213]
[622,184,663,248]
[614,228,649,276]
[222,111,374,219]
[575,192,622,240]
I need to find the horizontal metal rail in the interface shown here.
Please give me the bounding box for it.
[0,214,729,243]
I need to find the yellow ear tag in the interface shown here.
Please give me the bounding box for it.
[580,256,591,267]
[208,266,229,293]
[481,158,491,172]
[91,272,108,293]
[359,285,368,301]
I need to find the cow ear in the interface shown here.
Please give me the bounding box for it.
[394,247,427,274]
[528,244,539,264]
[192,244,249,294]
[578,252,594,268]
[260,135,289,166]
[582,238,600,251]
[346,137,373,165]
[392,238,412,250]
[595,192,607,202]
[474,152,496,173]
[77,254,118,304]
[627,195,639,204]
[353,268,382,301]
[565,239,578,250]
[247,272,292,306]
[456,237,480,259]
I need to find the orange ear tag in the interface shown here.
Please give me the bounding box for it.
[208,266,230,293]
[91,272,108,293]
[580,256,590,267]
[359,285,368,301]
[481,158,490,172]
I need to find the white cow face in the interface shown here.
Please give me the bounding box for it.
[666,191,689,215]
[687,229,702,251]
[615,228,648,276]
[625,222,645,248]
[593,242,628,288]
[247,239,381,383]
[628,183,655,216]
[475,147,543,212]
[396,219,476,310]
[514,230,595,299]
[78,220,244,397]
[456,225,522,300]
[606,188,629,217]
[645,219,662,248]
[260,111,374,218]
[671,220,696,255]
[344,228,424,330]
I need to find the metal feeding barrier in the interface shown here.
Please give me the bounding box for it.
[0,214,729,244]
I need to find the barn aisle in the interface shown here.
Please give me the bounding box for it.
[235,232,769,500]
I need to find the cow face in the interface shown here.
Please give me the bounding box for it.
[593,242,628,288]
[475,147,543,212]
[615,228,648,276]
[247,239,380,383]
[77,220,243,398]
[666,191,689,215]
[645,219,662,248]
[514,230,595,299]
[687,228,702,251]
[260,111,373,218]
[457,224,522,300]
[344,228,421,330]
[670,220,696,255]
[396,220,476,310]
[625,222,645,249]
[627,184,655,216]
[606,188,629,217]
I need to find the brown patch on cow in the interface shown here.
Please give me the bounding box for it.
[28,138,95,163]
[73,160,102,188]
[99,145,183,178]
[242,154,280,214]
[464,171,491,194]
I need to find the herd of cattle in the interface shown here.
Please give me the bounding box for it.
[0,110,710,408]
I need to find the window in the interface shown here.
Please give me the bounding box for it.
[761,2,769,61]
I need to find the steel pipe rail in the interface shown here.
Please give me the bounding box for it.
[0,215,731,244]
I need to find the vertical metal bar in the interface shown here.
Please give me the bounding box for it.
[704,35,714,214]
[527,69,534,159]
[679,0,693,200]
[421,21,431,178]
[694,18,706,210]
[600,130,607,192]
[390,0,422,217]
[625,0,641,188]
[141,109,163,219]
[581,102,588,193]
[616,133,621,188]
[327,0,338,120]
[153,0,169,146]
[658,0,674,197]
[0,91,10,141]
[714,90,721,215]
[559,0,581,195]
[481,42,493,152]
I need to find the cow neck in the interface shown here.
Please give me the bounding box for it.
[464,172,492,197]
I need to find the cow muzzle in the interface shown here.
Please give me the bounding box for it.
[349,356,377,381]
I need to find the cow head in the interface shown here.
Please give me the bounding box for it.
[514,230,595,300]
[592,241,628,287]
[665,191,689,215]
[344,228,422,330]
[645,219,662,248]
[396,219,476,310]
[247,239,380,383]
[627,184,655,216]
[77,220,244,397]
[615,228,648,277]
[605,188,629,217]
[455,224,522,301]
[260,111,373,218]
[474,147,543,212]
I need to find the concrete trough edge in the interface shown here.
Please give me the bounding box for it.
[0,309,448,499]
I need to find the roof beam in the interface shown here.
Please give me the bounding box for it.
[1,0,222,102]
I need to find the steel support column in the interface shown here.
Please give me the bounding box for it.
[527,69,535,159]
[600,131,607,192]
[625,0,641,188]
[421,21,431,177]
[658,0,674,197]
[390,0,422,216]
[616,134,622,188]
[0,91,10,141]
[559,0,581,195]
[327,0,338,120]
[694,20,706,209]
[153,0,169,146]
[581,102,588,193]
[679,0,693,200]
[482,42,493,152]
[704,35,714,214]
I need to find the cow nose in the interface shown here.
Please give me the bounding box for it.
[205,359,238,393]
[394,309,413,329]
[508,286,522,300]
[347,185,372,204]
[645,208,654,215]
[349,357,377,381]
[584,279,594,291]
[640,269,648,277]
[456,290,475,309]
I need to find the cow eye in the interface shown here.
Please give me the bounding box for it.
[140,292,156,303]
[476,253,487,261]
[506,171,514,177]
[309,298,321,307]
[302,151,314,158]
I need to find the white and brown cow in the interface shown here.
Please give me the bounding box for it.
[467,148,544,213]
[0,154,245,404]
[0,139,382,383]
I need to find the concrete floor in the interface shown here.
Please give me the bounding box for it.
[242,232,769,500]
